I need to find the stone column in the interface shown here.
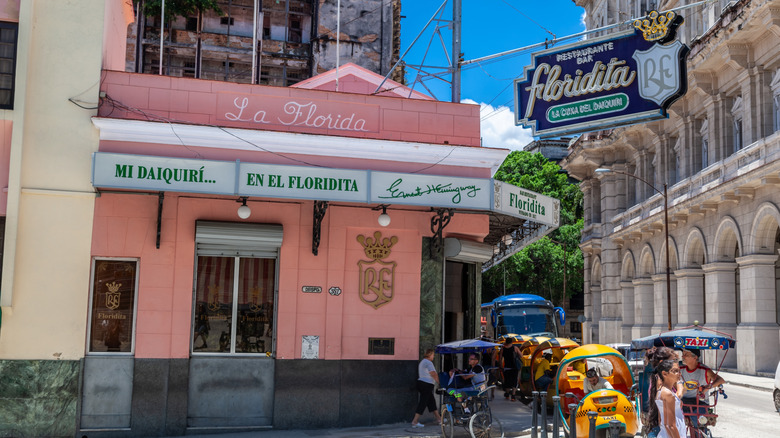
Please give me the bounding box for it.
[651,273,671,333]
[582,252,592,344]
[632,278,654,339]
[599,171,623,344]
[735,254,780,373]
[581,180,593,228]
[675,268,705,327]
[620,280,635,343]
[591,284,601,344]
[702,262,738,369]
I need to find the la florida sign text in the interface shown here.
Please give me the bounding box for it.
[514,12,688,137]
[92,152,559,226]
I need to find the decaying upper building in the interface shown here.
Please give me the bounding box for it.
[126,0,403,86]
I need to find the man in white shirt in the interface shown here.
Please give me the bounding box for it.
[583,368,613,394]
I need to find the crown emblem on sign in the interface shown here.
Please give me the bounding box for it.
[633,10,677,42]
[357,231,398,260]
[106,281,122,293]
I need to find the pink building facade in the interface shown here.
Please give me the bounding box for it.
[81,69,514,434]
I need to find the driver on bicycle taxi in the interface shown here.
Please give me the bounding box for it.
[451,353,487,389]
[680,349,725,417]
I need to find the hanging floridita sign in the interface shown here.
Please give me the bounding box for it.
[92,152,559,226]
[514,10,688,138]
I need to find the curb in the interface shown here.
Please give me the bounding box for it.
[726,380,773,393]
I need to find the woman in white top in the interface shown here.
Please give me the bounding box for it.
[412,349,442,428]
[653,359,687,438]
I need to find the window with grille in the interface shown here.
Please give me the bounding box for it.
[0,22,17,110]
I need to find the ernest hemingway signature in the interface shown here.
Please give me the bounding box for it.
[378,178,481,204]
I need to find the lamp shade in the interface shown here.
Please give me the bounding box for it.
[237,204,251,219]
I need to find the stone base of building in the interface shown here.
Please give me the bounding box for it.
[736,323,780,374]
[599,318,623,345]
[631,324,653,341]
[700,324,737,370]
[0,359,79,438]
[0,358,416,438]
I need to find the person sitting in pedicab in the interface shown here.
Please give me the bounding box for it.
[583,368,613,394]
[534,351,555,391]
[447,353,487,414]
[680,348,725,423]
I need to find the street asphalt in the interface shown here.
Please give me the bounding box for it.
[170,370,775,438]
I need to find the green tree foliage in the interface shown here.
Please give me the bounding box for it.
[483,151,584,306]
[135,0,223,22]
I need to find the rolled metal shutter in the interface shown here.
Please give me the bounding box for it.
[195,221,283,258]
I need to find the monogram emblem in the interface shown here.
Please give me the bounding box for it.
[356,231,398,309]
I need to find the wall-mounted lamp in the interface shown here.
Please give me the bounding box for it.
[237,197,251,219]
[377,205,391,227]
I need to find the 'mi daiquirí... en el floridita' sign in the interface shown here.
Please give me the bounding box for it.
[92,152,559,227]
[514,10,688,138]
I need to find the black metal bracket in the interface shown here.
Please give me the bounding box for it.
[430,208,454,258]
[156,192,164,249]
[312,200,329,255]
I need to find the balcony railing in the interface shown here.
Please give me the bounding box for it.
[610,131,780,231]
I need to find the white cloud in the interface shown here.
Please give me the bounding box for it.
[462,99,534,151]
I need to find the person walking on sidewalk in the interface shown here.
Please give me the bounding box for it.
[412,348,443,428]
[500,337,522,401]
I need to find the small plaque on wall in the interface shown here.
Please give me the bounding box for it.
[301,335,319,359]
[302,286,322,293]
[368,338,395,355]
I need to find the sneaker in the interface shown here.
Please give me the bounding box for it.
[411,423,424,428]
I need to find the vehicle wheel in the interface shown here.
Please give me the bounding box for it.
[469,412,504,438]
[440,408,455,438]
[774,389,780,415]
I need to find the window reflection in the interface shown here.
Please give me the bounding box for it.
[193,256,275,354]
[89,260,137,353]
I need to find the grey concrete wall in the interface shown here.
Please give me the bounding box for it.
[187,357,275,428]
[75,356,414,436]
[273,359,417,429]
[81,356,133,429]
[78,359,189,438]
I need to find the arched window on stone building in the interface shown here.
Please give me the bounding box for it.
[771,70,780,132]
[775,229,780,326]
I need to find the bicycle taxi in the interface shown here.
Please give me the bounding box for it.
[631,324,734,438]
[435,338,505,438]
[517,337,580,407]
[554,344,638,437]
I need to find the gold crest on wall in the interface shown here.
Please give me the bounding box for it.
[356,231,398,309]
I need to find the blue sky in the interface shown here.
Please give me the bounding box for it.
[399,1,586,149]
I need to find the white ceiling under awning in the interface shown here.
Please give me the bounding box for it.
[91,117,510,175]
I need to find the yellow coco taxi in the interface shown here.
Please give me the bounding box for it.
[517,337,580,406]
[554,344,638,437]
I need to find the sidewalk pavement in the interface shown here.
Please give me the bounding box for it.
[172,371,776,438]
[719,369,775,393]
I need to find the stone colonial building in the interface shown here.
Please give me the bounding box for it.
[564,0,780,374]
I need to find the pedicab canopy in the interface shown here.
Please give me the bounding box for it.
[630,325,736,351]
[555,344,635,398]
[435,338,501,354]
